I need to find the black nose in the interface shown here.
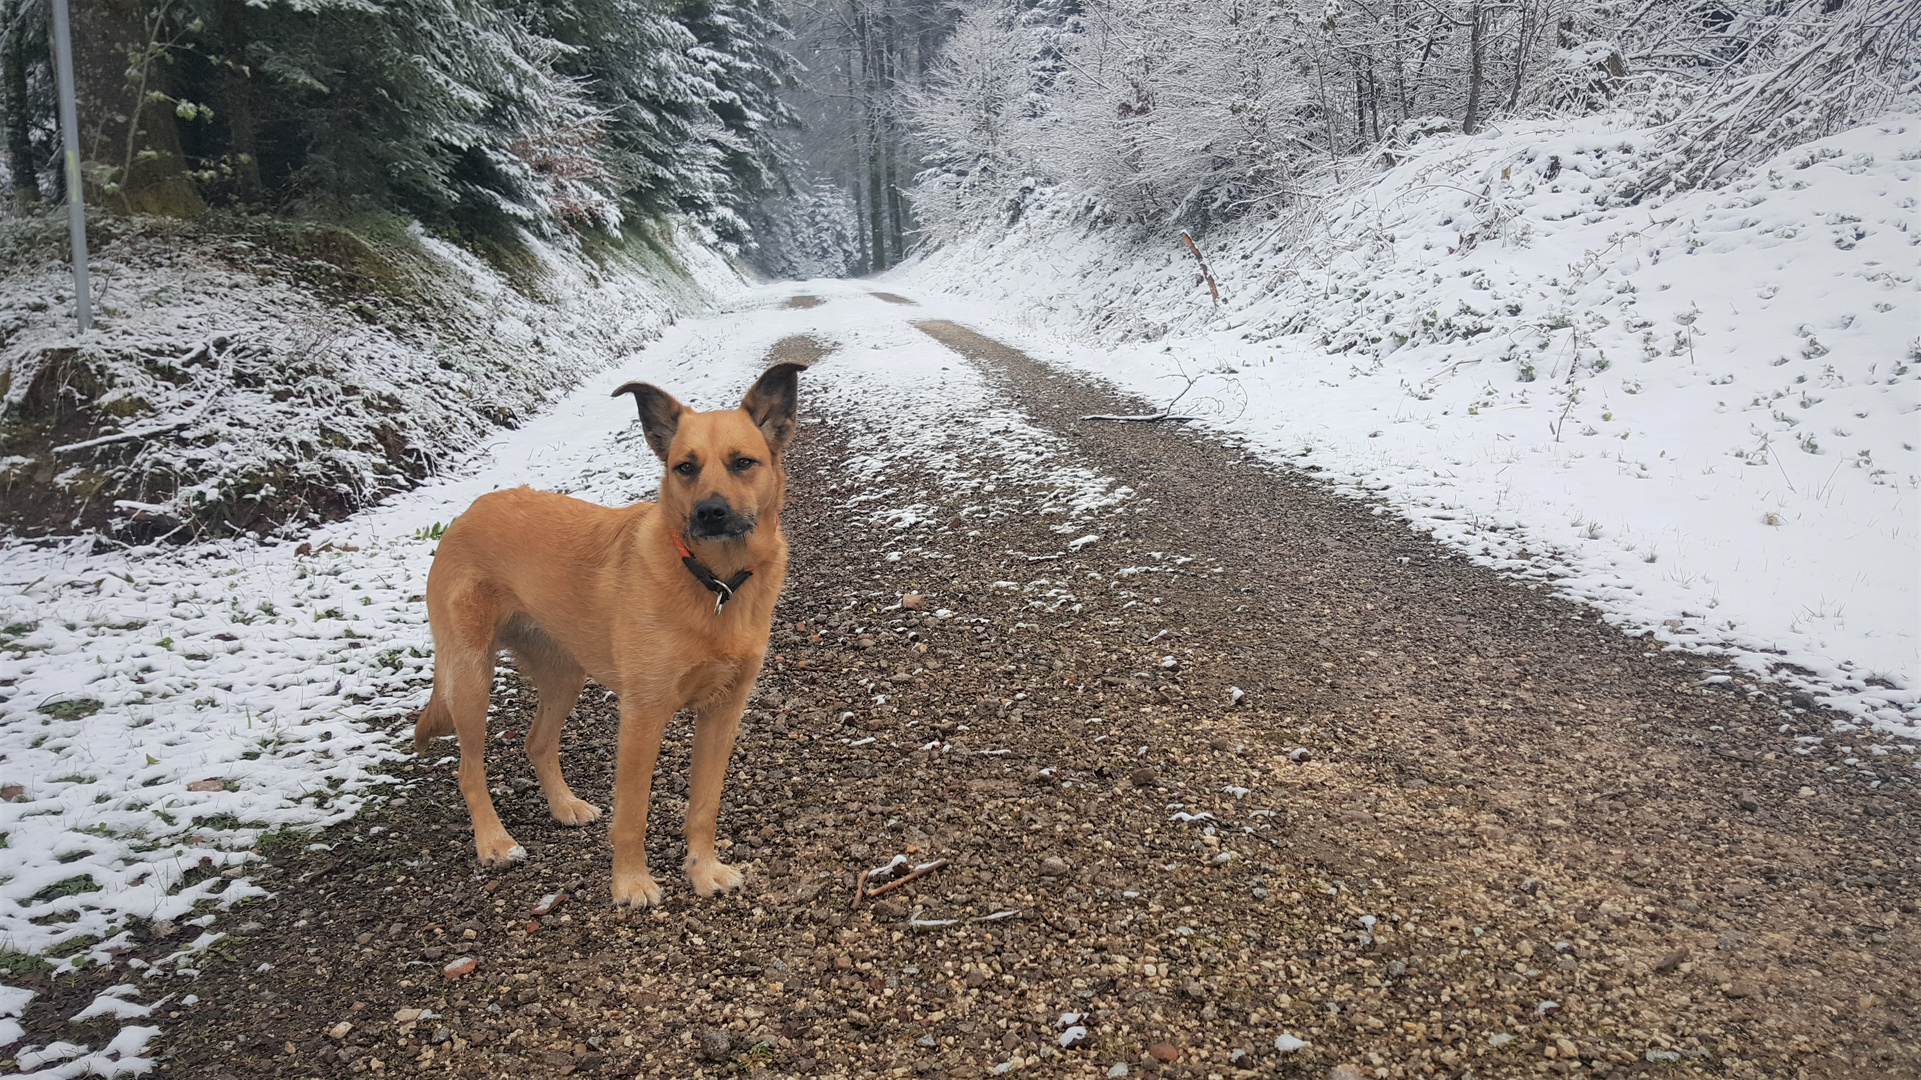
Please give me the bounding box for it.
[694,497,731,525]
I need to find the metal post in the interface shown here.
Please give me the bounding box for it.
[48,0,91,332]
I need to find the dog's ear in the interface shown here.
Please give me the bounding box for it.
[740,362,805,453]
[612,382,683,461]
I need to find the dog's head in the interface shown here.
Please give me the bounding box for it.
[612,363,804,543]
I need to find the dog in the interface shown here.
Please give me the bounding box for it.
[413,362,804,906]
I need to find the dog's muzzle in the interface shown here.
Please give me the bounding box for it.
[689,496,755,540]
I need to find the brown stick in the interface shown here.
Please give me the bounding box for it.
[1180,232,1220,306]
[862,859,949,901]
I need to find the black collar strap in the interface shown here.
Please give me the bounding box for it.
[672,533,754,614]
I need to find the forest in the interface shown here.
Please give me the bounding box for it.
[3,0,1909,277]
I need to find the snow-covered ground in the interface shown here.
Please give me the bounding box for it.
[0,282,1130,1073]
[1,216,739,539]
[897,114,1921,737]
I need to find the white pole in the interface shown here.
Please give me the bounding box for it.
[48,0,91,332]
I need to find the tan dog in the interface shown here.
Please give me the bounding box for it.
[413,363,803,906]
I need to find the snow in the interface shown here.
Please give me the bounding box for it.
[1,216,737,540]
[0,280,1134,1065]
[897,114,1921,736]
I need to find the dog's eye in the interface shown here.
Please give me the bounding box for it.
[674,461,698,477]
[731,457,757,472]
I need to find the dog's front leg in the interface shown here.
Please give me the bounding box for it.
[684,681,753,897]
[609,700,674,908]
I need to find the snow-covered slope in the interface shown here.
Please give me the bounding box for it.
[0,214,741,540]
[897,114,1920,735]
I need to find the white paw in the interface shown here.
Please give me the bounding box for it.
[612,871,665,908]
[687,858,745,897]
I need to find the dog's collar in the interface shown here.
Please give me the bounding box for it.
[673,533,754,614]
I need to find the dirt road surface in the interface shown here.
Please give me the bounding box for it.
[15,297,1915,1079]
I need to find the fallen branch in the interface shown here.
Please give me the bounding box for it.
[1181,232,1220,306]
[1079,412,1198,423]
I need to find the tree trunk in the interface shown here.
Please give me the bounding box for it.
[852,172,871,275]
[71,0,202,215]
[1462,0,1487,134]
[4,25,39,206]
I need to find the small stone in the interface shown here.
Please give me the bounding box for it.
[441,956,477,980]
[1182,982,1207,1000]
[1128,767,1156,787]
[1652,949,1687,973]
[1726,883,1754,899]
[699,1027,733,1061]
[1736,791,1759,811]
[1339,809,1375,826]
[1146,1043,1180,1063]
[901,593,927,610]
[1716,931,1748,951]
[428,1026,452,1045]
[0,784,21,801]
[1328,1068,1367,1080]
[356,932,374,945]
[1041,856,1069,877]
[1274,1033,1307,1053]
[1106,1066,1129,1079]
[328,1022,353,1040]
[1724,980,1760,999]
[186,778,226,792]
[1058,1025,1088,1049]
[1288,747,1314,763]
[529,891,567,916]
[393,1008,423,1023]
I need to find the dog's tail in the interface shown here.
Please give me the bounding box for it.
[413,689,455,755]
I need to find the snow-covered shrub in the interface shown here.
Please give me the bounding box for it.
[0,211,734,541]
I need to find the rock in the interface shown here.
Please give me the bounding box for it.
[1288,747,1314,763]
[0,784,21,801]
[327,1022,353,1040]
[1736,791,1759,811]
[1652,949,1687,973]
[441,956,477,980]
[428,1026,452,1045]
[1146,1043,1180,1063]
[1328,1068,1368,1080]
[394,1008,423,1023]
[1274,1033,1307,1053]
[1182,982,1207,1000]
[1724,980,1760,999]
[1105,1066,1129,1079]
[699,1027,733,1061]
[901,593,927,610]
[187,778,226,792]
[1058,1025,1088,1049]
[1339,810,1375,826]
[1716,931,1748,951]
[1725,883,1754,899]
[529,891,567,916]
[1040,856,1069,877]
[1128,768,1156,787]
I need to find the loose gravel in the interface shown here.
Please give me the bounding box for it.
[11,319,1915,1080]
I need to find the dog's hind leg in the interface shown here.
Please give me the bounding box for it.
[504,617,599,826]
[438,599,525,867]
[683,678,753,897]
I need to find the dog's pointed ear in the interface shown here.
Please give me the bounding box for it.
[612,381,683,461]
[740,362,805,453]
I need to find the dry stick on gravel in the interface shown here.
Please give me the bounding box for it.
[858,859,949,905]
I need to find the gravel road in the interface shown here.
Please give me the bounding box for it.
[15,306,1914,1079]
